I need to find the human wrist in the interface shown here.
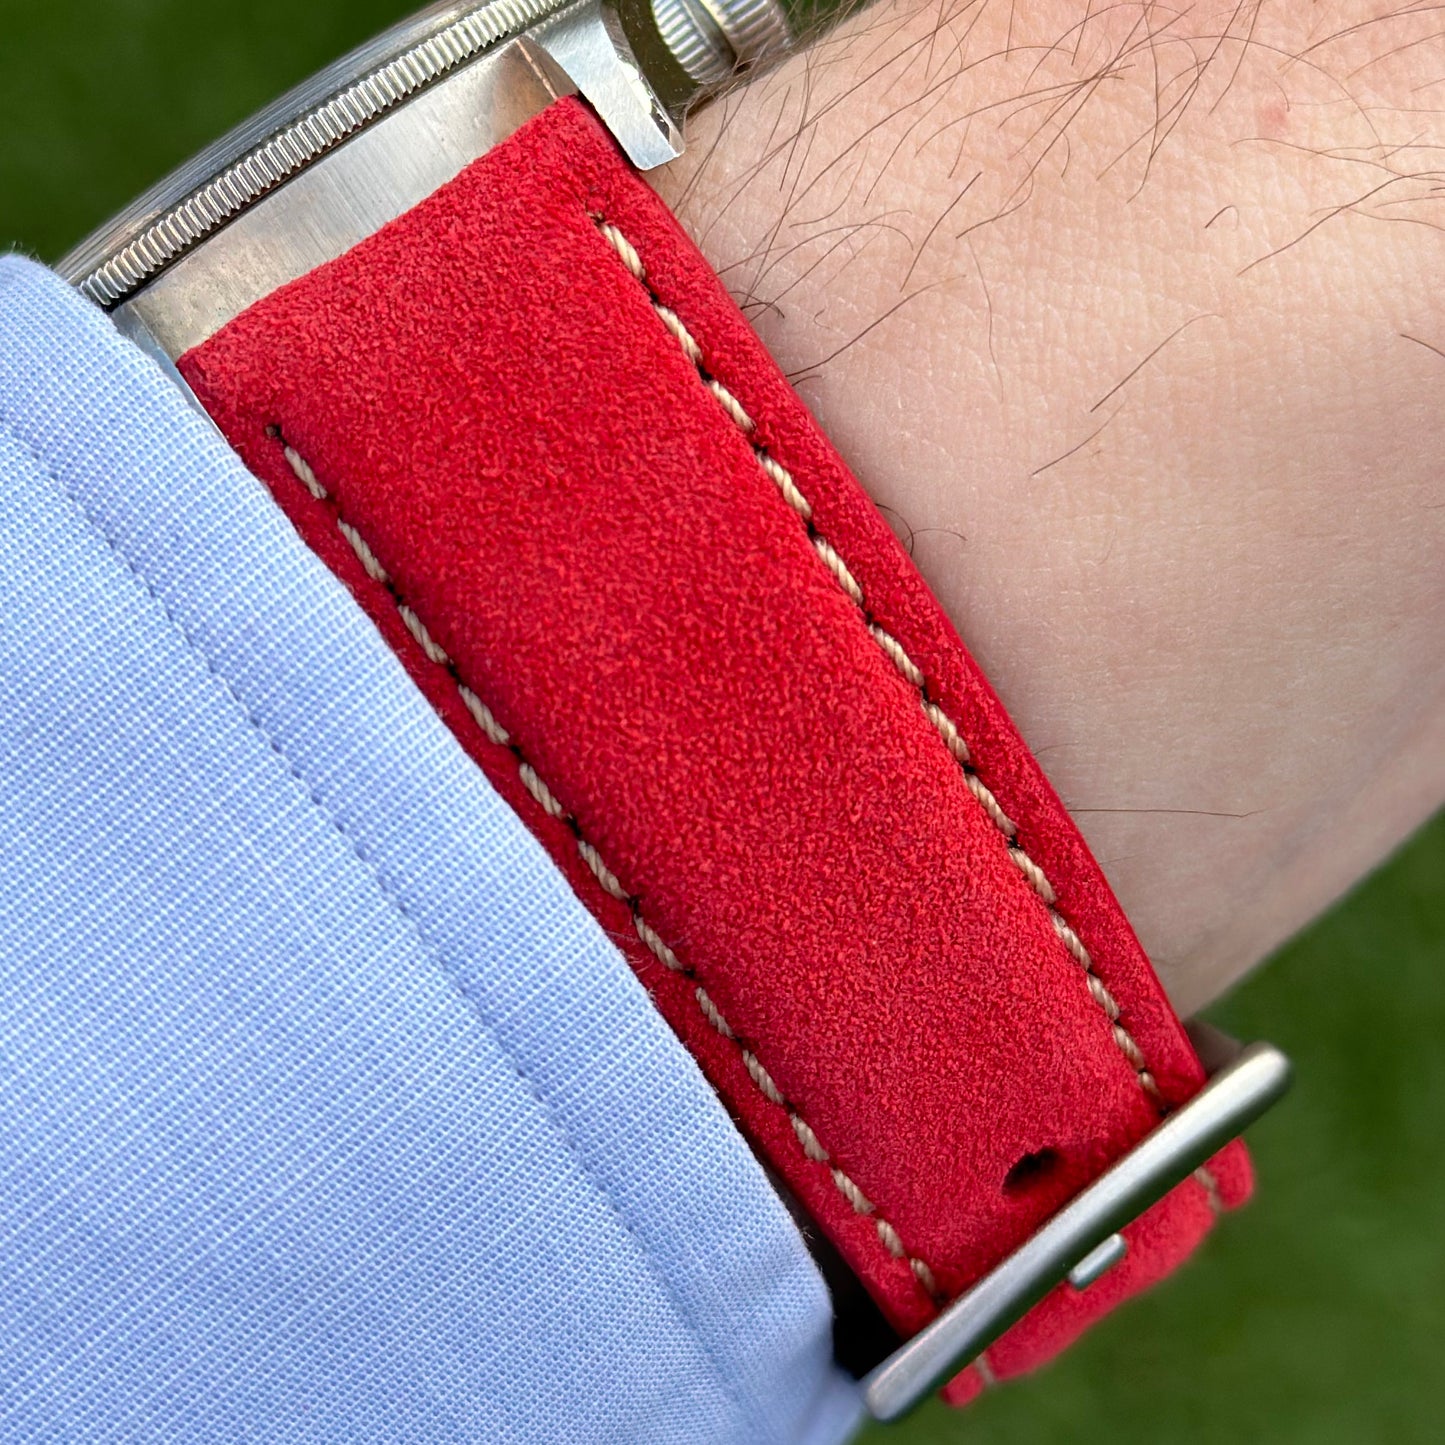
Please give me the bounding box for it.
[655,0,1445,1011]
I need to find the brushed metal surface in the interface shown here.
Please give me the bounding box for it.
[532,0,682,170]
[108,0,688,360]
[61,0,686,327]
[115,40,558,358]
[59,0,571,307]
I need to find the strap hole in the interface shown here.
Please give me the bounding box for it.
[1003,1147,1061,1197]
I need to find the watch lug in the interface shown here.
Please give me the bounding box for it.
[111,307,228,435]
[529,0,683,169]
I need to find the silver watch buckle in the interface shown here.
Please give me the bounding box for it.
[863,1023,1291,1422]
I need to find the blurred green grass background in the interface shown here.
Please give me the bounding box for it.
[2,3,1442,1439]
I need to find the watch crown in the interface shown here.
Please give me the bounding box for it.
[650,0,792,85]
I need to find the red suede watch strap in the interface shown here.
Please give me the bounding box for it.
[179,96,1252,1401]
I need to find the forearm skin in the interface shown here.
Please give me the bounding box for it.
[656,0,1445,1011]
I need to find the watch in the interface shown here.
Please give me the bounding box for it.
[59,0,1290,1421]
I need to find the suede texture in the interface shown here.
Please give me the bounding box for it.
[180,97,1251,1394]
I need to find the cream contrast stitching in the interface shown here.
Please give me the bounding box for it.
[1193,1164,1224,1217]
[272,428,941,1303]
[593,215,1164,1111]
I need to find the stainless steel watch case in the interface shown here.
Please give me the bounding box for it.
[57,0,793,363]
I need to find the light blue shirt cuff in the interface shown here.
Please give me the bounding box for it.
[0,256,862,1445]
